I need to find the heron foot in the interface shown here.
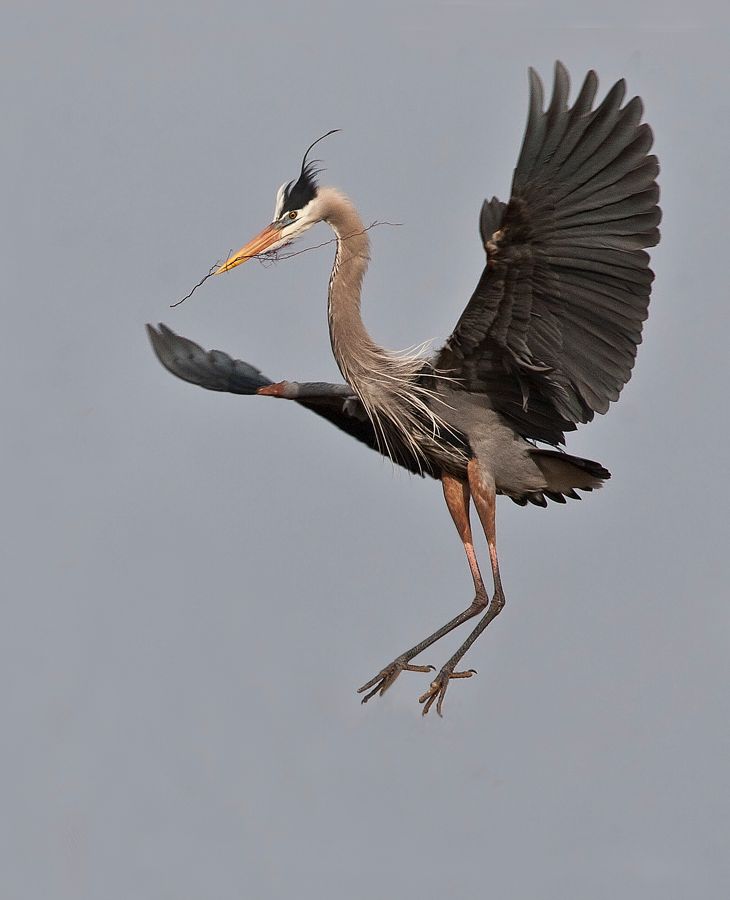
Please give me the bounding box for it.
[418,665,477,717]
[357,657,435,704]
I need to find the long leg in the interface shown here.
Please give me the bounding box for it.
[357,472,489,703]
[420,459,506,716]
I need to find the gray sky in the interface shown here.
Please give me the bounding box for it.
[3,1,729,897]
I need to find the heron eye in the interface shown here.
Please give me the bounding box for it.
[288,211,298,220]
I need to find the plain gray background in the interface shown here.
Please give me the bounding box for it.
[3,1,729,897]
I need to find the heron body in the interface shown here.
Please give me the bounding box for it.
[148,63,660,715]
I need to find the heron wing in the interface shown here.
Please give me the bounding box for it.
[146,324,433,477]
[436,62,660,445]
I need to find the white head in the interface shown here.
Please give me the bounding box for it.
[215,131,339,274]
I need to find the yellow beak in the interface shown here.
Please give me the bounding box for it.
[215,224,282,274]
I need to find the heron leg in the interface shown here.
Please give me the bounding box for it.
[357,472,489,703]
[420,459,506,716]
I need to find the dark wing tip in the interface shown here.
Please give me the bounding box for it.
[146,322,183,370]
[146,323,271,394]
[527,66,545,107]
[552,60,570,102]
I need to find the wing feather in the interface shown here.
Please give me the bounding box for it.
[146,323,272,394]
[146,325,435,477]
[438,62,660,444]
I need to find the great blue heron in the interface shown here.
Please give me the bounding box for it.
[148,63,660,715]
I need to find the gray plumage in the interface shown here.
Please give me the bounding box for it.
[147,63,660,716]
[147,323,273,394]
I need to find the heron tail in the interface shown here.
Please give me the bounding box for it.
[519,449,610,505]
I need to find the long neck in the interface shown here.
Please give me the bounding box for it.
[317,187,447,466]
[317,187,379,388]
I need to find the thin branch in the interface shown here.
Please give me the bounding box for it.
[169,254,231,308]
[170,221,401,308]
[272,221,402,261]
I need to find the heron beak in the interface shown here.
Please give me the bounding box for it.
[215,224,281,274]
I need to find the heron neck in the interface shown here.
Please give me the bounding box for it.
[318,188,445,467]
[319,188,379,389]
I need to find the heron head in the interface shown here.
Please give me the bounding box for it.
[215,131,339,274]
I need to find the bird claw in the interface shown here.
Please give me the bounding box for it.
[357,657,435,704]
[418,667,478,717]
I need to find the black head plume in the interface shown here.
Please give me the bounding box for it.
[280,129,341,214]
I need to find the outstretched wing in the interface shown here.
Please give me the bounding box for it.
[146,324,435,477]
[437,62,660,446]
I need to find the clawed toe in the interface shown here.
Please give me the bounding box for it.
[357,659,435,703]
[357,656,477,712]
[419,667,477,717]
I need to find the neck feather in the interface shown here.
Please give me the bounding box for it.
[318,186,456,467]
[318,187,376,386]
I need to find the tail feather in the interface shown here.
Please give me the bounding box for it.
[522,448,610,505]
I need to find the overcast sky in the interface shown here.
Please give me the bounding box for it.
[3,1,729,898]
